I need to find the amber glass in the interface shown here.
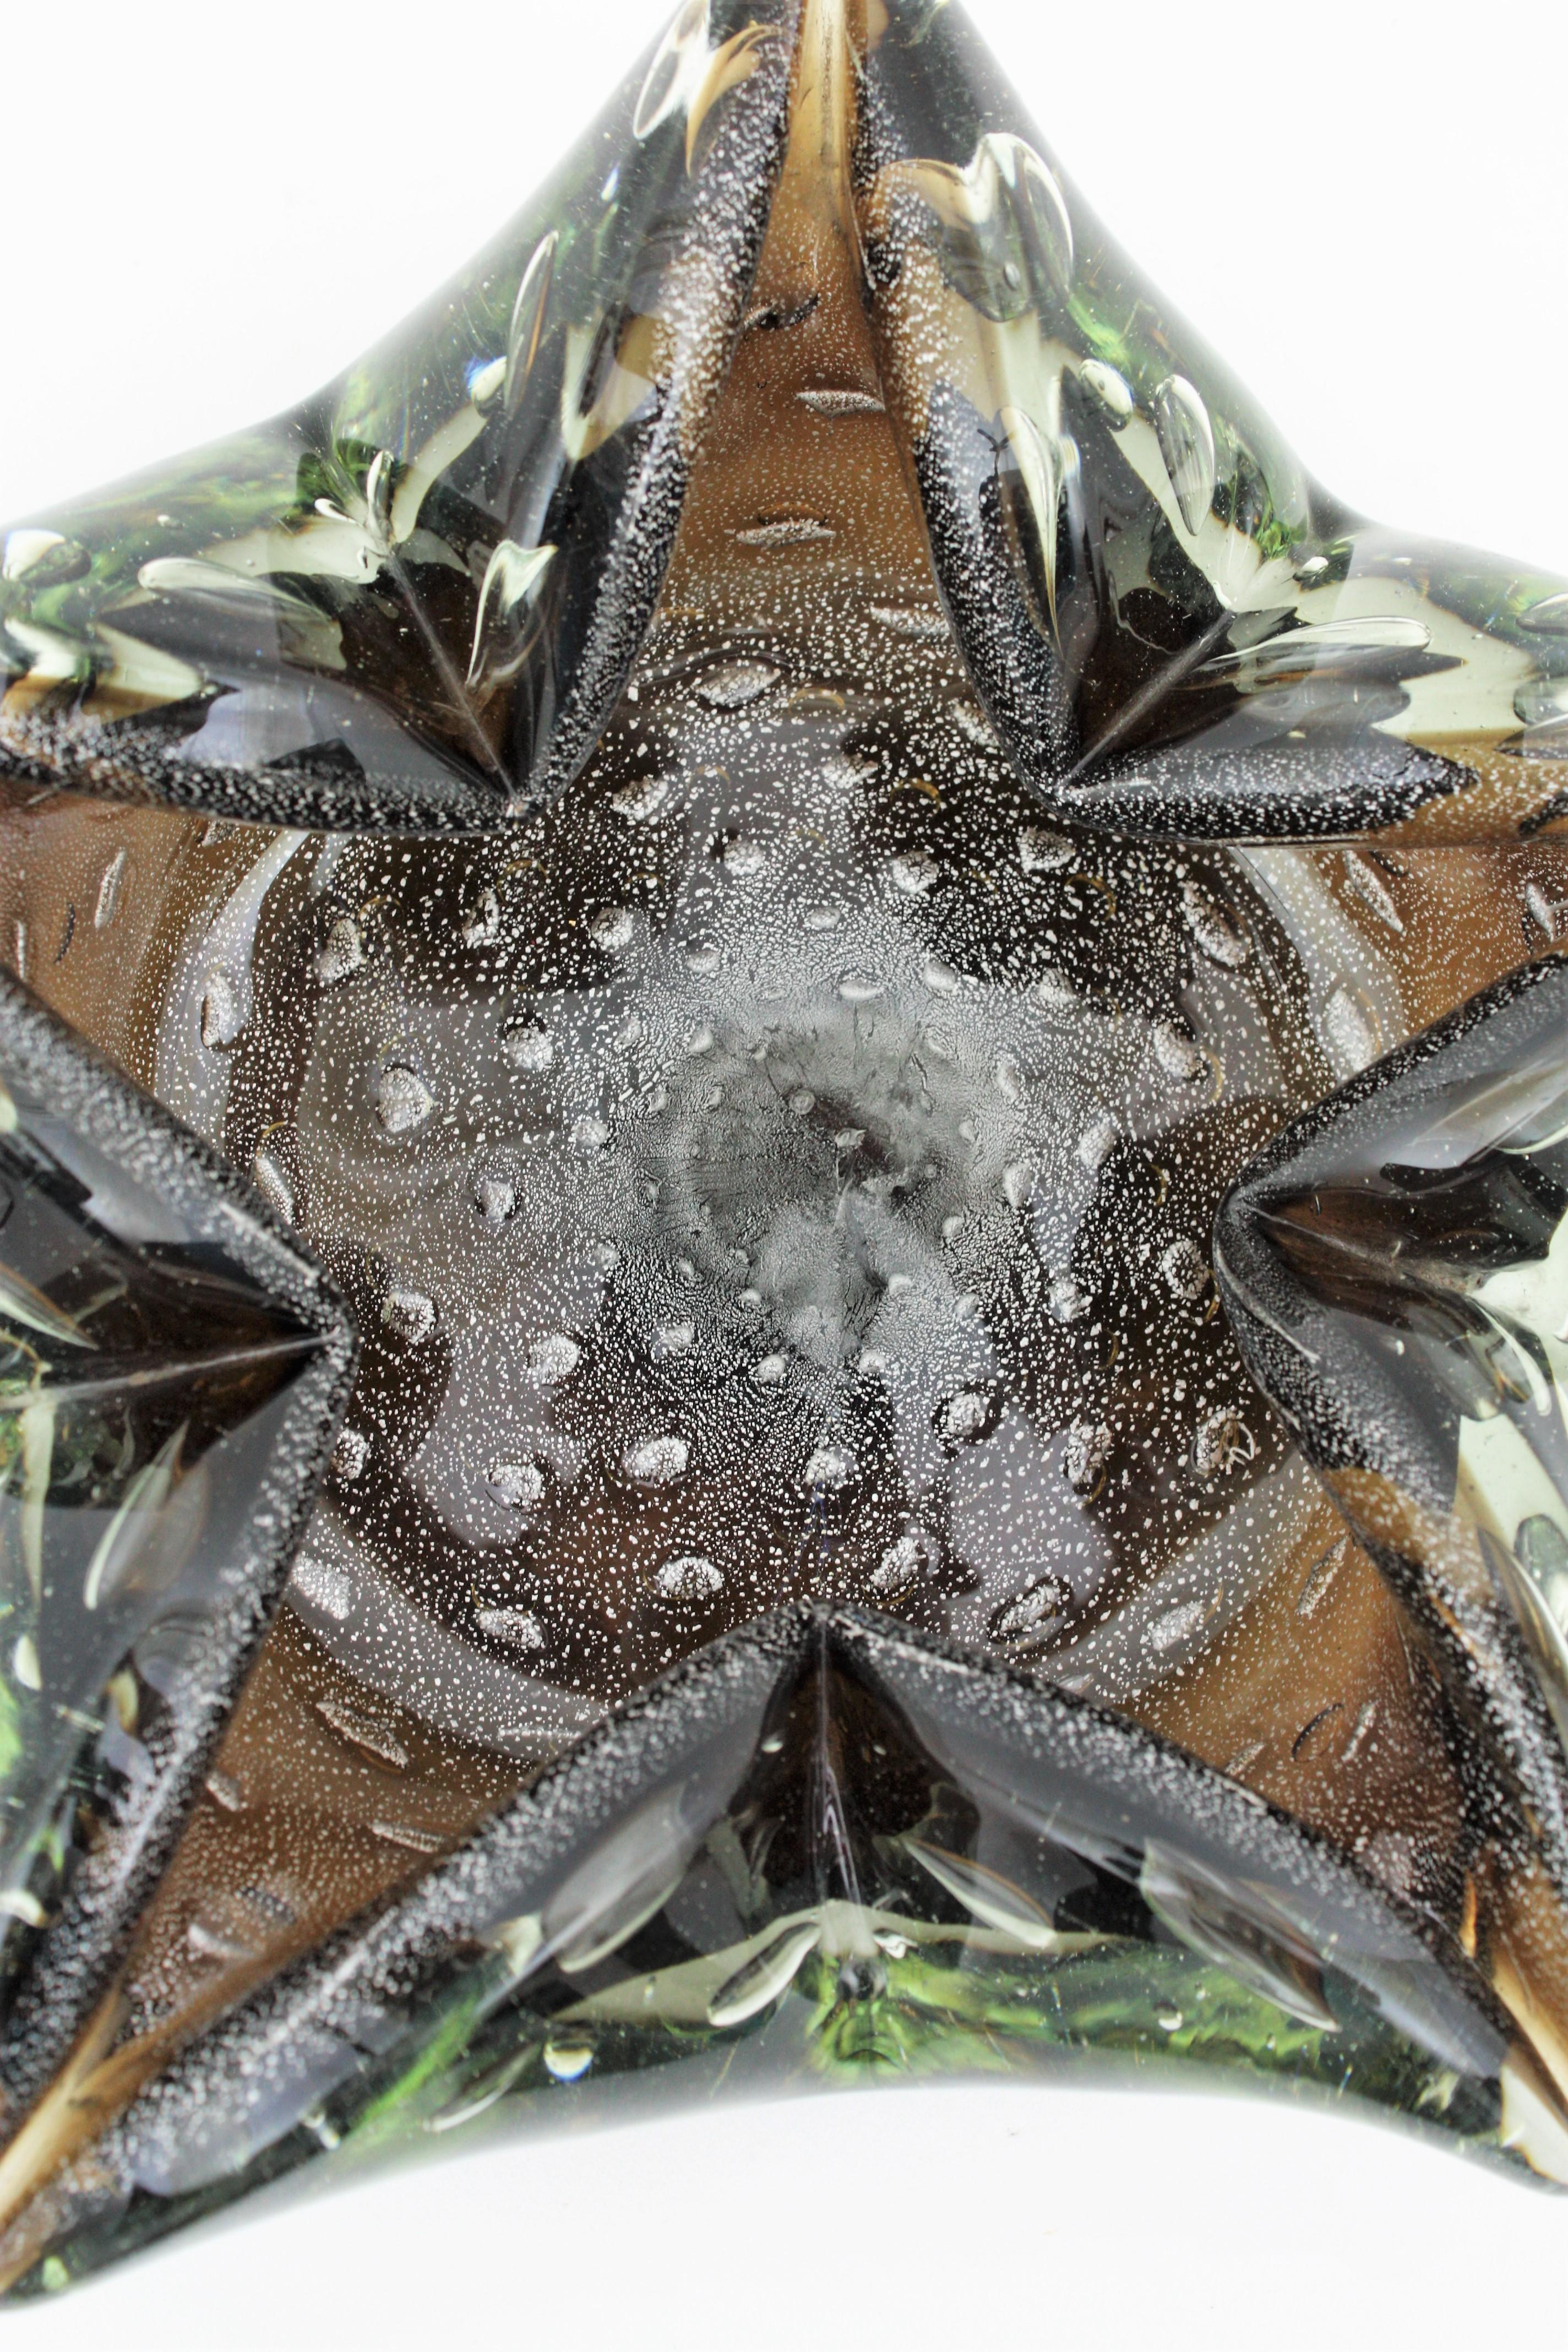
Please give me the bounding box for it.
[0,0,1564,2299]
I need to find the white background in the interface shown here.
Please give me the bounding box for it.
[3,1,1568,2343]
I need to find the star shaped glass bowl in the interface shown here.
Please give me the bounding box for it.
[0,0,1566,2300]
